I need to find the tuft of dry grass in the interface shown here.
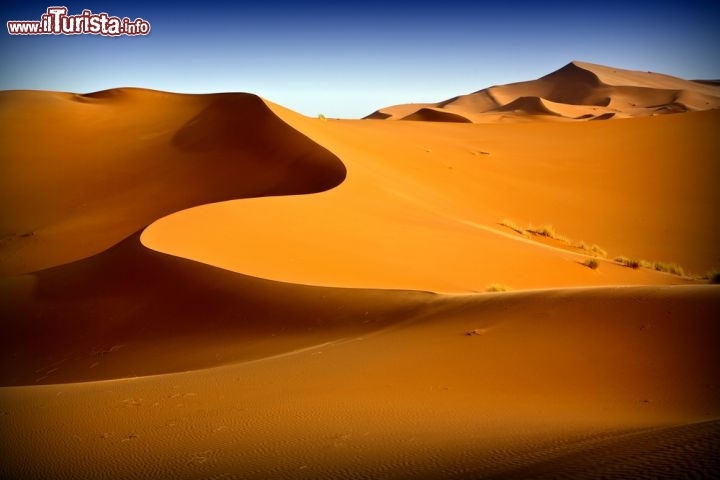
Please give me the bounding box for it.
[499,219,526,236]
[591,245,607,257]
[584,258,599,270]
[526,224,556,238]
[615,256,641,269]
[615,256,687,277]
[526,224,569,243]
[486,284,512,292]
[575,242,607,258]
[499,220,606,257]
[654,262,684,276]
[499,220,689,278]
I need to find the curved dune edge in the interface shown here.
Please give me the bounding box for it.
[3,222,719,388]
[0,89,346,276]
[142,108,720,291]
[0,232,434,386]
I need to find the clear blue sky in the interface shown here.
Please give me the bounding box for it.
[2,1,718,118]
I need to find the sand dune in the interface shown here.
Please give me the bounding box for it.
[491,96,566,117]
[145,107,720,288]
[1,283,718,478]
[0,232,431,386]
[401,107,473,123]
[1,62,719,478]
[0,90,345,275]
[366,61,720,122]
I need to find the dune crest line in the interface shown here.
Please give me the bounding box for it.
[0,89,346,276]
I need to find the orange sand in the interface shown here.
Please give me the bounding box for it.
[1,62,719,479]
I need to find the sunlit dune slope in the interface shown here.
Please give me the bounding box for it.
[367,61,720,122]
[144,106,720,290]
[0,89,345,275]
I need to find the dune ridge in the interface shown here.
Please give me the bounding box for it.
[366,61,720,122]
[0,89,345,276]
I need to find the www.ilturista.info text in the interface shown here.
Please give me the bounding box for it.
[7,7,150,36]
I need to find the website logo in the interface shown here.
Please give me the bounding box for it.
[7,7,151,36]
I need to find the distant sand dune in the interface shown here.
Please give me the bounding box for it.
[492,96,564,116]
[401,107,473,123]
[366,61,720,122]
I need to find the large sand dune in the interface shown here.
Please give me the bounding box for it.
[2,282,719,478]
[366,61,720,122]
[1,61,719,478]
[145,105,720,287]
[0,90,345,275]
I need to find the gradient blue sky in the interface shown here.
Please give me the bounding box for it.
[2,1,719,118]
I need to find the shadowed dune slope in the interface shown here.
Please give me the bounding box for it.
[366,61,720,122]
[1,283,718,477]
[0,89,346,275]
[7,221,717,392]
[492,96,564,116]
[0,232,432,386]
[401,107,473,123]
[365,102,435,120]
